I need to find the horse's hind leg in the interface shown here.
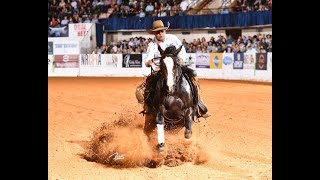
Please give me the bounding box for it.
[184,107,193,139]
[156,112,165,152]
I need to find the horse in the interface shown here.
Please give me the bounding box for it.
[144,45,199,152]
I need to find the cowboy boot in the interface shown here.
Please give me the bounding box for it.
[191,77,211,119]
[197,98,211,118]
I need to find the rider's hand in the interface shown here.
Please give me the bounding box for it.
[145,60,153,67]
[153,58,160,65]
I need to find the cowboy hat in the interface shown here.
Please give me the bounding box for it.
[147,20,169,34]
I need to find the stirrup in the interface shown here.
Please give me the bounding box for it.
[196,111,211,119]
[201,112,211,118]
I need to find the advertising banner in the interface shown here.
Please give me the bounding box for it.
[233,53,244,69]
[54,55,79,68]
[222,53,234,69]
[48,25,69,37]
[255,53,267,70]
[243,53,255,69]
[53,42,79,55]
[68,23,92,38]
[81,54,119,67]
[185,53,196,69]
[209,53,223,69]
[195,53,210,68]
[122,54,143,68]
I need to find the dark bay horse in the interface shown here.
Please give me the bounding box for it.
[145,45,198,152]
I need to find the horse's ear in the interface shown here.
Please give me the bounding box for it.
[158,45,164,56]
[174,45,183,57]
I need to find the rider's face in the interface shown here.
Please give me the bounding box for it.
[155,30,165,42]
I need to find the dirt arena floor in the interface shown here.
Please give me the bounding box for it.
[48,77,272,180]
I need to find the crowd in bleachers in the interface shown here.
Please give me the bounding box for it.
[225,0,272,13]
[48,0,271,26]
[48,0,272,54]
[91,33,272,55]
[48,0,187,26]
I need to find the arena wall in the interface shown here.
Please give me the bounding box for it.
[48,53,272,82]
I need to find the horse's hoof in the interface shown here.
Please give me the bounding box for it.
[147,160,158,168]
[157,143,165,152]
[185,130,192,139]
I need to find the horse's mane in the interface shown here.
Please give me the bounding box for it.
[181,65,197,78]
[161,46,197,78]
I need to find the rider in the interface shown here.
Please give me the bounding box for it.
[136,20,211,119]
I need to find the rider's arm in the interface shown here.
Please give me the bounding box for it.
[173,35,187,65]
[145,42,156,67]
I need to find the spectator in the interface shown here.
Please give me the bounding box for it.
[246,44,258,53]
[158,7,167,17]
[83,17,91,23]
[59,0,66,8]
[180,0,189,15]
[221,6,229,14]
[145,2,154,16]
[112,43,118,53]
[116,0,122,6]
[239,42,246,52]
[224,44,233,53]
[259,46,267,53]
[128,38,136,49]
[164,2,171,16]
[134,37,140,46]
[201,37,208,47]
[71,0,77,10]
[60,16,69,25]
[50,17,58,26]
[92,0,99,8]
[138,8,146,17]
[226,34,233,45]
[207,41,214,52]
[91,14,98,23]
[154,2,160,12]
[216,43,224,52]
[266,40,272,52]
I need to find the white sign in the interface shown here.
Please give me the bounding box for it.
[222,53,234,70]
[53,41,79,55]
[68,23,92,39]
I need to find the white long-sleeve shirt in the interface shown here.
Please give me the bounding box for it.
[145,34,187,70]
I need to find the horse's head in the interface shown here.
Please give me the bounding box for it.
[158,45,183,93]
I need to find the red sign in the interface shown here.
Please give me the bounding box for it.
[73,24,87,37]
[54,55,79,68]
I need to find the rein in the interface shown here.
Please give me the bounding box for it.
[163,113,182,124]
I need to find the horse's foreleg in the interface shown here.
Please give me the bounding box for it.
[184,107,193,139]
[156,111,165,152]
